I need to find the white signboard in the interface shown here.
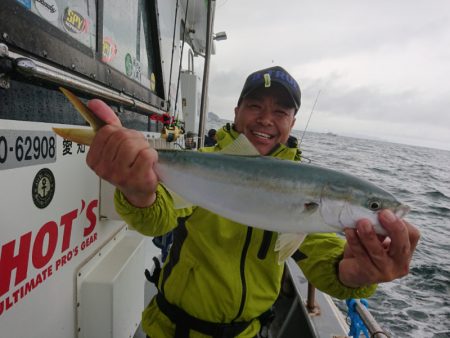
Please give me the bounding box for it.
[0,120,125,338]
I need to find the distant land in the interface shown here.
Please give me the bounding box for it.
[205,112,450,152]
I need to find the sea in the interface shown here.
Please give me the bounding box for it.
[207,120,450,337]
[296,131,450,338]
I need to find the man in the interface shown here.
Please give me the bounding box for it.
[204,129,217,147]
[86,66,420,337]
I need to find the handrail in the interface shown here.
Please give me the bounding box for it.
[353,299,389,338]
[198,0,216,148]
[0,44,166,116]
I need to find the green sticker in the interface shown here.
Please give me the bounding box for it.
[125,53,133,77]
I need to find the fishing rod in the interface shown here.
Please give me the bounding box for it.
[299,89,321,146]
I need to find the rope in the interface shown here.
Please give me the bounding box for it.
[346,298,370,338]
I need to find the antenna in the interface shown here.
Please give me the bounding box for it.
[299,89,321,146]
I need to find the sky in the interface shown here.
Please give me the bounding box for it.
[206,0,450,151]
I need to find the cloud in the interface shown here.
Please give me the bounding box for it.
[207,0,450,150]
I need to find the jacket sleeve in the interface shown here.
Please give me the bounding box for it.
[114,184,193,237]
[296,233,377,300]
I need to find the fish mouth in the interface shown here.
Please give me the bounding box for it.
[394,204,410,218]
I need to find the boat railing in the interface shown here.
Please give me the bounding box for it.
[303,271,390,338]
[271,259,389,338]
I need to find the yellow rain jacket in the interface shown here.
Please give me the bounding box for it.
[114,125,377,337]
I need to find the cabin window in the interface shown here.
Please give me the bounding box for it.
[19,0,97,51]
[103,0,157,93]
[0,0,165,129]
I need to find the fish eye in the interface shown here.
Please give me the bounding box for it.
[368,199,382,211]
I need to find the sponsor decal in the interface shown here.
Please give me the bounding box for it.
[125,53,133,77]
[15,0,32,9]
[150,73,156,91]
[0,199,99,316]
[34,0,59,22]
[32,168,55,209]
[125,53,142,81]
[102,37,118,63]
[62,7,89,34]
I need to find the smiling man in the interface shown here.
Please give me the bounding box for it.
[233,66,299,155]
[86,66,420,338]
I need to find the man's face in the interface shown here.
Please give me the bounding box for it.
[234,85,296,155]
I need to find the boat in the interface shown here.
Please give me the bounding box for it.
[0,1,386,337]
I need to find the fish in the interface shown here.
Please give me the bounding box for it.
[54,88,410,262]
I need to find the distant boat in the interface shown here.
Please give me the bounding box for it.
[326,131,338,137]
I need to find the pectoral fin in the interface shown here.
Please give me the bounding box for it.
[275,233,307,264]
[218,134,260,156]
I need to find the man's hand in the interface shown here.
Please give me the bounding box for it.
[86,99,159,208]
[339,209,420,288]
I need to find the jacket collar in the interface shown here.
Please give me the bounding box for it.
[214,124,300,162]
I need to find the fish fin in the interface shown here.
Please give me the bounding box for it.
[53,127,95,145]
[218,134,260,156]
[163,185,193,209]
[60,87,105,131]
[275,233,306,264]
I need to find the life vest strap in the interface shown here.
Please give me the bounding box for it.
[156,292,253,338]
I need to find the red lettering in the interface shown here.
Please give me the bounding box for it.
[32,221,58,269]
[0,201,97,301]
[5,296,13,311]
[24,278,35,294]
[84,200,98,237]
[60,209,78,252]
[0,232,32,297]
[80,233,97,251]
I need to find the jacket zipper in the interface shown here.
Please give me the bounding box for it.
[233,227,253,321]
[257,230,273,260]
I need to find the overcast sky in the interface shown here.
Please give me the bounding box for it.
[207,0,450,151]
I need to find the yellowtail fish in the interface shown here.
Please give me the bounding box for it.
[54,88,410,262]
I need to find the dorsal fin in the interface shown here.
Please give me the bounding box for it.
[218,134,260,156]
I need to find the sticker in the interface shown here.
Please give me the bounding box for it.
[0,130,57,170]
[16,0,32,10]
[102,37,117,63]
[62,7,89,34]
[34,0,59,22]
[124,53,142,81]
[32,168,55,209]
[125,53,133,77]
[150,73,156,91]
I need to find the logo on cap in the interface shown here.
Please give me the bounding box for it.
[264,74,271,87]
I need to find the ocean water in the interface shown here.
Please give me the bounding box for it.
[297,131,450,338]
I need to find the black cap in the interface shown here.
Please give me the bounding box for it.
[237,66,301,114]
